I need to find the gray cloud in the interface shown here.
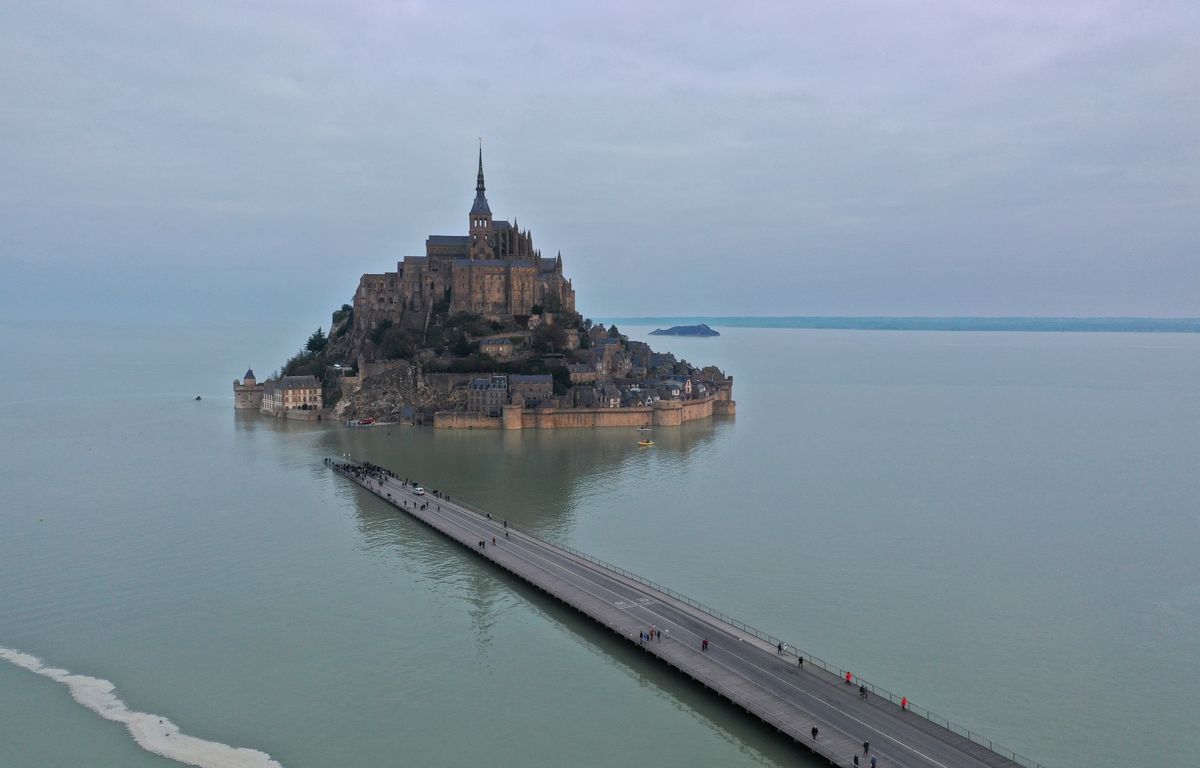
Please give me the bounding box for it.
[1,0,1196,324]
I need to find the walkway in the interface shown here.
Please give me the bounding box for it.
[330,459,1041,768]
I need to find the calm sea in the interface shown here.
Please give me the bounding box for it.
[1,324,1197,768]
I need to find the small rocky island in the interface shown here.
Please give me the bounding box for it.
[235,150,734,429]
[649,324,720,337]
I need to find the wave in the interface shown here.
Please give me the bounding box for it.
[0,646,283,768]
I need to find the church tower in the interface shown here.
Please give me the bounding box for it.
[469,146,495,259]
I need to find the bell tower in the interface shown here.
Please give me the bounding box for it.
[469,144,495,259]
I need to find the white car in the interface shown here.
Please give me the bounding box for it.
[413,486,425,496]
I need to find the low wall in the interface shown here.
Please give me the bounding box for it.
[434,394,731,430]
[433,411,503,429]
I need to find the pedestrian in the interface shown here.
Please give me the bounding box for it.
[492,536,496,545]
[863,740,870,754]
[853,755,859,767]
[798,656,804,669]
[860,685,868,699]
[505,531,509,539]
[503,520,508,528]
[846,671,853,685]
[657,630,661,641]
[870,756,877,768]
[811,726,818,740]
[900,696,908,712]
[777,642,783,655]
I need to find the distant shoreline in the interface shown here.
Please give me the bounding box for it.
[603,317,1200,333]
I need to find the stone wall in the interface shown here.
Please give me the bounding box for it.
[433,411,503,429]
[433,394,731,430]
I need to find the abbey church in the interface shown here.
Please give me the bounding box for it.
[353,151,576,337]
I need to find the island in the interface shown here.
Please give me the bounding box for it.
[234,149,735,429]
[649,324,720,337]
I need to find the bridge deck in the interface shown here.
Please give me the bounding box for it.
[330,460,1035,768]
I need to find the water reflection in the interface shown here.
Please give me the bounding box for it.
[298,417,727,647]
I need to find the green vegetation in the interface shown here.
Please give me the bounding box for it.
[552,366,570,395]
[306,327,328,353]
[530,322,567,353]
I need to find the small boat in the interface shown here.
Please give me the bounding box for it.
[636,426,652,432]
[194,395,201,401]
[638,439,655,447]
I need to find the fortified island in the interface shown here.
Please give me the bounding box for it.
[235,150,735,429]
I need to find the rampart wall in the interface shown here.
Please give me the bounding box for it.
[433,394,731,430]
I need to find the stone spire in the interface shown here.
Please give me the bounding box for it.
[470,143,491,216]
[476,144,485,193]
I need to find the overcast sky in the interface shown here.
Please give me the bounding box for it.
[2,0,1197,326]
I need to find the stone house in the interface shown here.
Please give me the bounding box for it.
[598,383,621,408]
[467,374,508,416]
[566,363,598,384]
[261,375,322,418]
[509,374,553,405]
[479,338,514,358]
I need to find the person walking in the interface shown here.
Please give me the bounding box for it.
[853,755,859,767]
[811,726,818,740]
[846,671,853,685]
[798,656,804,669]
[901,696,908,712]
[870,756,877,768]
[492,536,495,545]
[777,642,783,655]
[863,740,870,754]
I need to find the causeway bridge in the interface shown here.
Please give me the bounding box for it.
[330,458,1043,768]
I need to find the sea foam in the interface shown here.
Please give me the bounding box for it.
[0,646,283,768]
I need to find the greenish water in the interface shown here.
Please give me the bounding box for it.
[2,325,1197,767]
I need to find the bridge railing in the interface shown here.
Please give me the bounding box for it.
[330,458,1045,768]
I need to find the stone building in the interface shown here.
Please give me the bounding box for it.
[261,375,323,420]
[509,374,553,405]
[467,374,509,416]
[479,338,514,358]
[352,149,576,345]
[233,369,264,409]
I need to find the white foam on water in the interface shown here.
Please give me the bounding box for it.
[1,646,283,768]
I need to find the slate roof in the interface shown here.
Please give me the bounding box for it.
[427,235,471,246]
[510,374,552,384]
[470,191,491,216]
[279,375,320,390]
[244,368,255,380]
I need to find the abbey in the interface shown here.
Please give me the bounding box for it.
[353,150,576,338]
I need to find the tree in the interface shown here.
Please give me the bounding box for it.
[551,366,571,396]
[531,322,567,352]
[452,330,473,357]
[331,304,353,326]
[306,327,328,353]
[607,324,622,339]
[583,318,593,331]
